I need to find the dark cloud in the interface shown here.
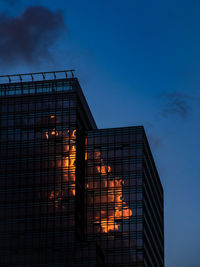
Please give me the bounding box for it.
[0,6,65,67]
[160,92,192,119]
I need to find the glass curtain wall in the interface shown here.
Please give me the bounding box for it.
[86,127,144,266]
[0,80,80,266]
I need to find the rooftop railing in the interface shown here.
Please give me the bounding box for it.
[0,70,76,96]
[0,70,75,84]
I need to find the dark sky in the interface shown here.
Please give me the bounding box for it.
[1,0,200,266]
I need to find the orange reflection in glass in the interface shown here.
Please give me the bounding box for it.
[87,150,133,233]
[45,118,76,207]
[45,129,59,139]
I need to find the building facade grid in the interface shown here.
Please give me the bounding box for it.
[0,72,164,267]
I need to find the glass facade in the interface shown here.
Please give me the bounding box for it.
[86,127,164,266]
[0,72,164,266]
[86,127,144,266]
[0,77,97,266]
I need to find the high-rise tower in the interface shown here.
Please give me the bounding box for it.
[0,71,164,266]
[86,127,164,266]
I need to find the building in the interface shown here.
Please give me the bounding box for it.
[86,127,164,266]
[0,71,164,266]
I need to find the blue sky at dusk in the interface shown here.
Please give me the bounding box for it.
[0,0,200,266]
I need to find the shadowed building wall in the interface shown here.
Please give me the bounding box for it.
[86,127,164,266]
[0,73,98,266]
[0,71,164,267]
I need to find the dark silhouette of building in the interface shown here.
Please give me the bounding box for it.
[0,71,164,266]
[86,127,164,266]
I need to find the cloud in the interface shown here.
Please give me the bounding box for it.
[160,92,192,119]
[0,6,65,67]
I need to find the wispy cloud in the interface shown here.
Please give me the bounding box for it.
[0,6,65,67]
[159,92,193,119]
